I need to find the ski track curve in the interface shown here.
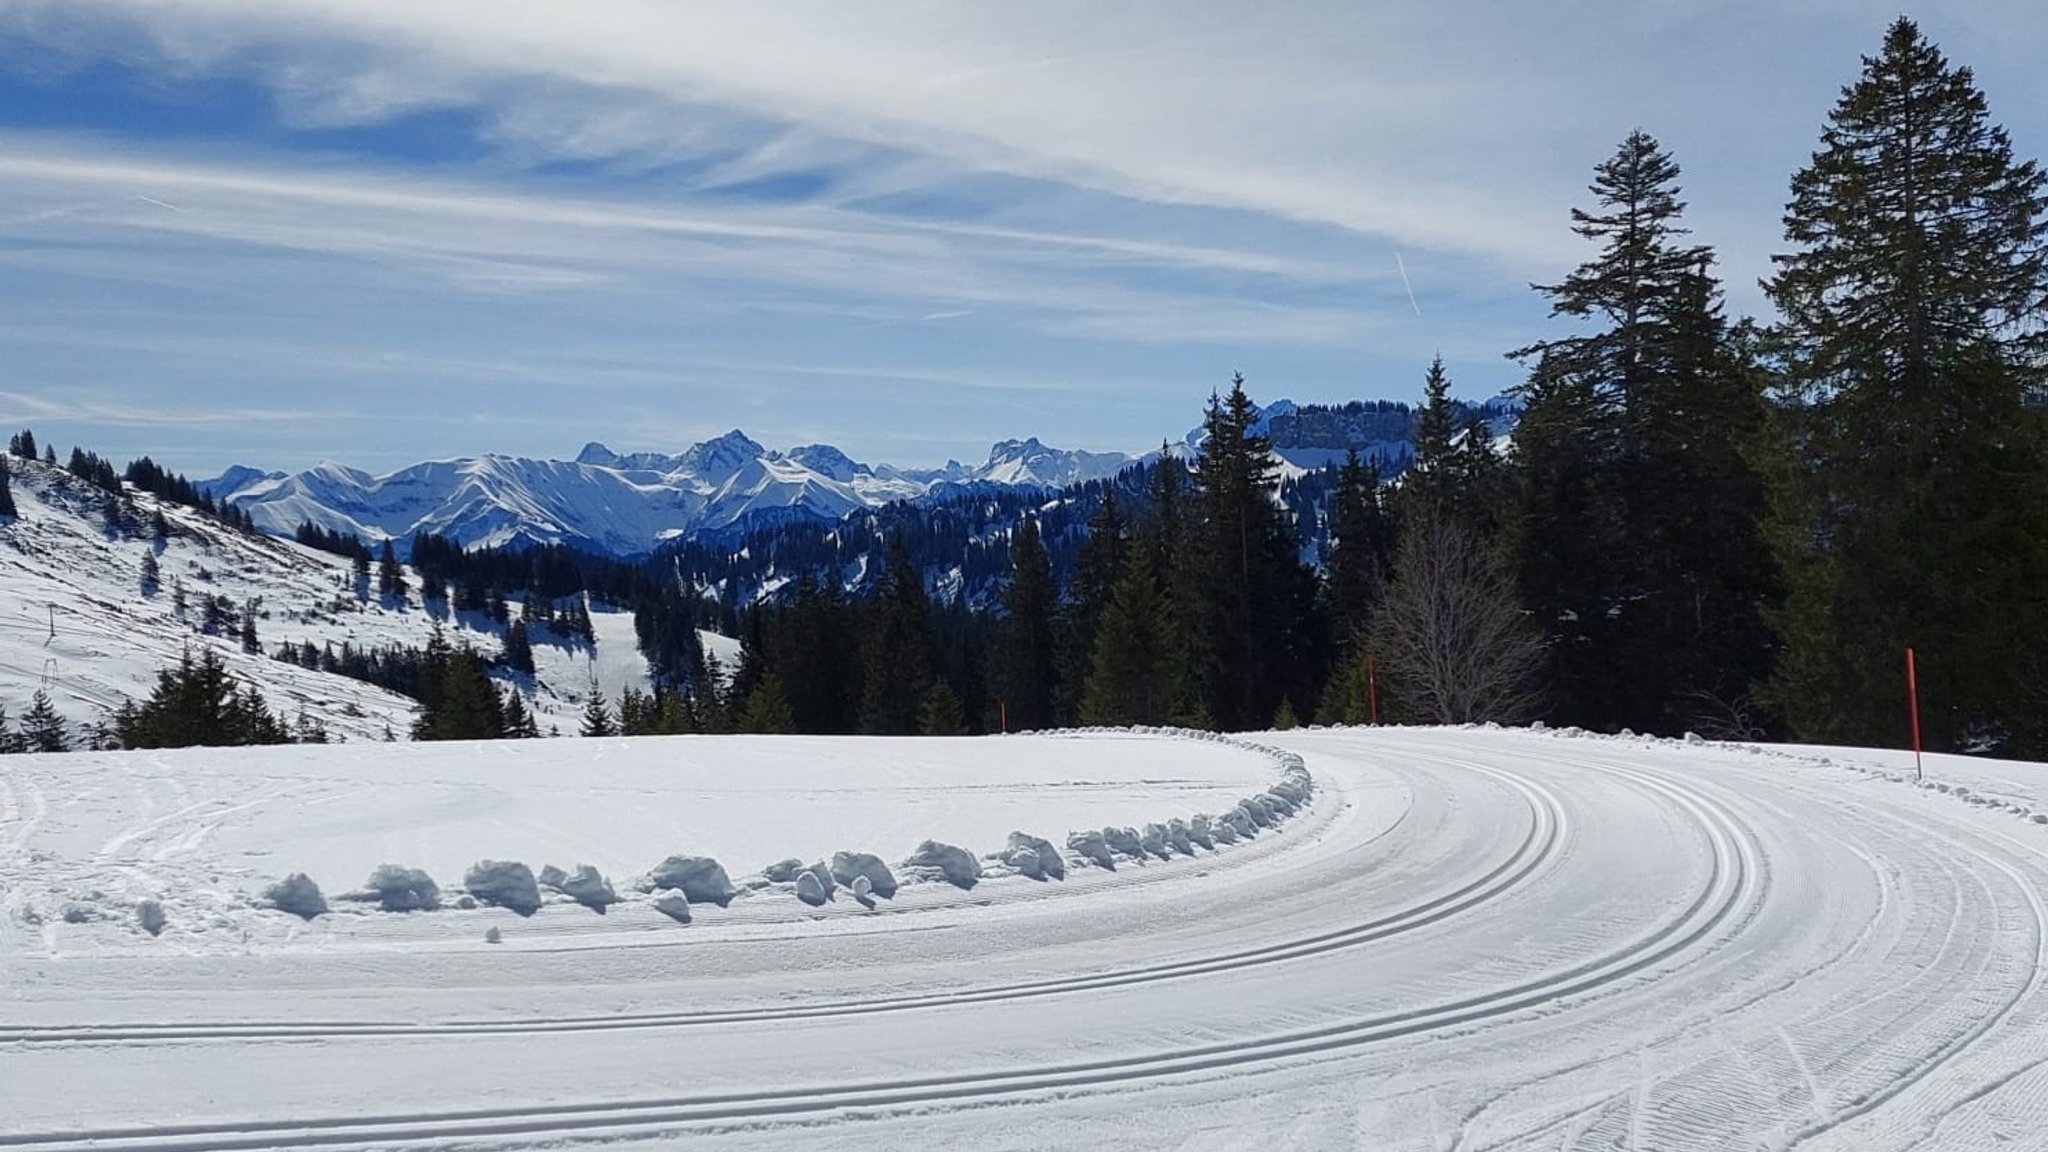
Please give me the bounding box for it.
[5,728,2048,1151]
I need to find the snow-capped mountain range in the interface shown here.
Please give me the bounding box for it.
[202,396,1519,558]
[204,431,1142,557]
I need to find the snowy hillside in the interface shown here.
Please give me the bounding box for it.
[207,429,1138,556]
[0,456,695,740]
[5,724,2046,1149]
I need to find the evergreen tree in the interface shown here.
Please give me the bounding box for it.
[377,541,407,600]
[411,645,505,741]
[1510,130,1779,734]
[1406,356,1462,516]
[992,518,1057,730]
[741,672,796,733]
[1322,449,1393,651]
[502,688,541,739]
[859,539,938,735]
[110,648,292,748]
[1055,488,1127,724]
[578,679,616,738]
[1765,18,2048,755]
[0,455,15,519]
[140,552,161,595]
[1189,376,1320,729]
[1080,545,1196,726]
[20,689,70,753]
[917,679,968,735]
[9,428,35,460]
[501,619,536,675]
[239,599,261,654]
[0,704,21,754]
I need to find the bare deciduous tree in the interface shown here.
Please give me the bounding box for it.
[1371,517,1546,725]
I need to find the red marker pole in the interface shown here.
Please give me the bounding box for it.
[1905,647,1923,783]
[1367,653,1380,727]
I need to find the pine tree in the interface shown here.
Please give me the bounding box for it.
[578,679,616,738]
[377,541,406,600]
[1509,130,1779,734]
[1190,376,1320,730]
[502,688,541,739]
[9,428,35,459]
[139,552,161,595]
[239,599,261,654]
[0,704,21,754]
[741,672,796,734]
[992,518,1057,730]
[21,690,69,752]
[0,455,15,519]
[917,680,968,736]
[1322,449,1393,651]
[500,618,536,675]
[1056,487,1127,724]
[859,539,938,735]
[412,646,505,741]
[109,647,292,749]
[1765,18,2048,755]
[1080,545,1196,727]
[1406,356,1462,516]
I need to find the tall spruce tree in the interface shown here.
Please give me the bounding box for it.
[859,538,938,735]
[0,455,15,518]
[1055,487,1128,725]
[1189,376,1319,730]
[1080,545,1195,726]
[992,518,1057,731]
[376,541,407,600]
[21,689,70,753]
[1511,130,1778,734]
[1765,19,2048,754]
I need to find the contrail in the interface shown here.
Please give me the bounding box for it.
[133,195,184,213]
[1393,249,1422,316]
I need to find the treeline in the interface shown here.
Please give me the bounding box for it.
[0,648,329,753]
[715,19,2048,757]
[2,430,257,534]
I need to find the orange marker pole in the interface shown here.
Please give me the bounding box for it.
[1905,647,1923,783]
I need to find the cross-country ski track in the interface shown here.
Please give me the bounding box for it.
[5,726,2048,1150]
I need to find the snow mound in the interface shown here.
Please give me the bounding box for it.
[643,856,737,907]
[264,872,328,919]
[464,860,542,916]
[1004,832,1065,881]
[484,926,502,944]
[795,868,831,907]
[1067,829,1116,870]
[762,858,806,884]
[361,865,441,912]
[850,874,876,909]
[1165,818,1197,856]
[553,864,617,911]
[1187,814,1216,850]
[537,865,569,890]
[134,898,166,937]
[906,840,982,889]
[650,888,692,923]
[1139,823,1174,860]
[829,851,898,899]
[1103,825,1147,861]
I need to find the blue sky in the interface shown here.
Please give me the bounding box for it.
[0,2,2042,476]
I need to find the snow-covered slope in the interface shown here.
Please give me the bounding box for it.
[5,725,2046,1150]
[207,430,1137,557]
[0,456,700,740]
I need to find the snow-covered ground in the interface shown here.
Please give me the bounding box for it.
[6,724,2048,1149]
[0,456,705,740]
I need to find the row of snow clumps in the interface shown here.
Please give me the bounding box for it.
[253,726,1317,927]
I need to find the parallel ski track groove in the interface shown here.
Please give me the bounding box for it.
[0,755,1763,1152]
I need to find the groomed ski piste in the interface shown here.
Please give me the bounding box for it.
[4,724,2048,1150]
